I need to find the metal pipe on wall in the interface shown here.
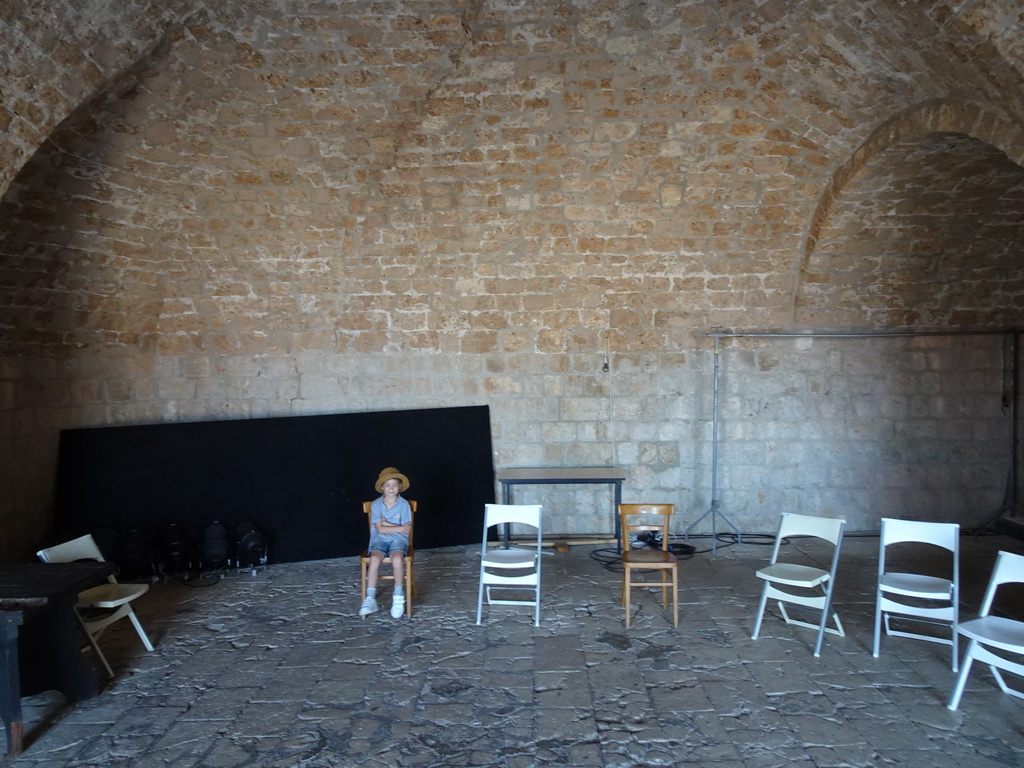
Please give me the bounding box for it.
[688,329,1019,551]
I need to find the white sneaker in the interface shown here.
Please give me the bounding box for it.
[391,596,406,618]
[358,596,378,616]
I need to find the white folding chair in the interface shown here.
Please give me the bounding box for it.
[752,512,846,657]
[37,534,155,677]
[947,550,1024,711]
[873,518,960,670]
[476,504,542,626]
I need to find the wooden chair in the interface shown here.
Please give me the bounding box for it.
[360,500,416,618]
[619,503,679,628]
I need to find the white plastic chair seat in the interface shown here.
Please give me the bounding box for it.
[958,615,1024,653]
[481,548,538,568]
[879,572,952,599]
[78,582,149,608]
[757,563,829,588]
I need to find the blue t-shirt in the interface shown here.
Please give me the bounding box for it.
[370,495,412,547]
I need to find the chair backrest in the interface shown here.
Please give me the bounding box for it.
[977,550,1024,618]
[483,503,541,530]
[878,517,959,577]
[37,533,105,564]
[880,518,959,551]
[776,512,845,544]
[770,512,846,566]
[363,500,417,547]
[619,503,674,552]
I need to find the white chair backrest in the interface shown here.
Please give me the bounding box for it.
[37,533,105,564]
[484,503,541,529]
[880,518,959,551]
[776,512,845,545]
[978,550,1024,617]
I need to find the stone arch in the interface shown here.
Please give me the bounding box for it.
[794,98,1024,328]
[0,5,195,200]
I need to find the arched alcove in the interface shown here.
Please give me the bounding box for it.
[797,132,1024,329]
[796,100,1024,329]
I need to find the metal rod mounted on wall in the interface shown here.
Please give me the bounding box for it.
[687,328,1019,553]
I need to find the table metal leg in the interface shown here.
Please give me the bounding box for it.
[1,612,24,757]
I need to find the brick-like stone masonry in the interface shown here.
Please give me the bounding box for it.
[1,1,1023,559]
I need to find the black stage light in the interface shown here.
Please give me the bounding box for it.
[160,523,198,576]
[201,521,230,572]
[234,521,268,573]
[119,529,156,579]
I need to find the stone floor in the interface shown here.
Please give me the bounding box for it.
[7,531,1024,767]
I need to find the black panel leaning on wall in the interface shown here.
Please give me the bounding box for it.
[51,405,495,565]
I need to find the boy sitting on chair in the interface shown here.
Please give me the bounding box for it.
[359,467,413,618]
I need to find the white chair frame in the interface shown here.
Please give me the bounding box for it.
[752,512,846,657]
[37,533,154,677]
[476,504,542,627]
[873,518,960,671]
[947,549,1024,711]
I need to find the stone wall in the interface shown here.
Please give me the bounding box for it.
[1,0,1022,559]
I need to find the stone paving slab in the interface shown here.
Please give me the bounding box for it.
[6,534,1024,767]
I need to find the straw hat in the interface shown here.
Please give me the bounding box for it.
[375,467,410,492]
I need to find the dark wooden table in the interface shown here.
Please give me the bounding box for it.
[0,561,117,758]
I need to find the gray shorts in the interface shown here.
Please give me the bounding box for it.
[368,537,407,558]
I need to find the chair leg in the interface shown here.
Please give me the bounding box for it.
[623,568,632,628]
[126,608,154,652]
[405,566,413,618]
[475,571,485,625]
[671,567,679,628]
[360,561,369,620]
[75,611,113,678]
[872,600,883,658]
[813,617,827,657]
[948,641,975,710]
[813,590,839,657]
[751,583,769,639]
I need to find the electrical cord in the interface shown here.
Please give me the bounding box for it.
[585,523,1008,573]
[588,530,778,571]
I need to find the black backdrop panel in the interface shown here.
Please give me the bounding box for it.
[53,405,495,563]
